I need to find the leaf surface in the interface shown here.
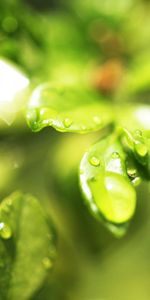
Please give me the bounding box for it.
[116,104,150,134]
[122,128,150,179]
[79,134,137,236]
[27,83,113,133]
[0,192,56,300]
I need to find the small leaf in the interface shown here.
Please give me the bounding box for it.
[0,192,56,300]
[79,134,136,236]
[122,128,150,178]
[26,83,113,133]
[116,104,150,134]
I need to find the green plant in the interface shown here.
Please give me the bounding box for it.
[26,81,150,237]
[0,0,150,299]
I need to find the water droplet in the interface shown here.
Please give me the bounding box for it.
[63,117,73,128]
[134,129,142,137]
[91,203,98,213]
[0,222,12,239]
[127,168,137,178]
[135,142,148,157]
[42,257,53,270]
[90,176,97,182]
[132,176,141,187]
[89,156,100,167]
[112,152,120,159]
[40,108,47,116]
[93,116,101,125]
[27,109,39,131]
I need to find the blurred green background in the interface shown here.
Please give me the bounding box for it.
[0,0,150,299]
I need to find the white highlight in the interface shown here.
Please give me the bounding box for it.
[0,59,29,125]
[135,107,150,130]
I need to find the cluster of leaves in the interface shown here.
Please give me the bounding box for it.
[0,0,150,299]
[26,81,150,237]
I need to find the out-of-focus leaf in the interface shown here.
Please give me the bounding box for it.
[123,58,150,95]
[0,192,56,300]
[79,134,136,236]
[68,0,133,22]
[0,58,29,126]
[27,83,113,133]
[116,104,150,135]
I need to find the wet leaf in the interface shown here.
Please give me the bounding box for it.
[79,134,136,236]
[0,192,56,300]
[122,128,150,178]
[26,83,113,133]
[116,104,150,134]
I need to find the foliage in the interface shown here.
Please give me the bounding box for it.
[0,0,150,299]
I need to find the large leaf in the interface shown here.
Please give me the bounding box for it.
[79,134,137,236]
[27,83,113,133]
[0,192,56,300]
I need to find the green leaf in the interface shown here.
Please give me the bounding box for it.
[26,83,113,133]
[120,54,150,96]
[116,104,150,134]
[0,192,56,300]
[122,128,150,179]
[79,134,136,236]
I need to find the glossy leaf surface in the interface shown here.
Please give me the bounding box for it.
[122,128,150,178]
[0,192,56,300]
[27,83,113,133]
[116,104,150,134]
[79,134,136,236]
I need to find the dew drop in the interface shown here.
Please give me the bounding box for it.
[0,222,12,239]
[91,203,98,213]
[135,142,148,157]
[63,117,73,128]
[89,156,100,167]
[134,129,142,137]
[90,176,97,182]
[112,152,120,159]
[27,109,39,131]
[132,176,141,187]
[93,115,101,125]
[127,168,137,178]
[40,108,47,117]
[42,257,53,270]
